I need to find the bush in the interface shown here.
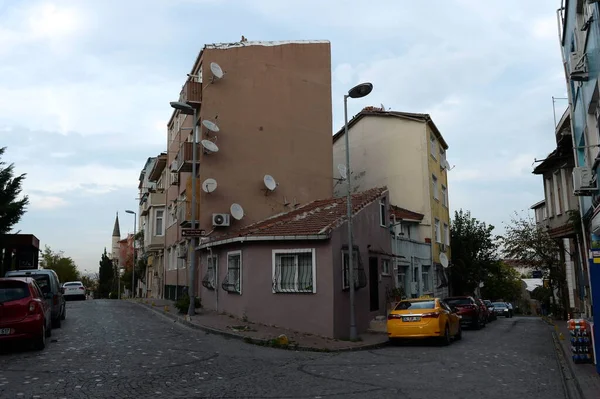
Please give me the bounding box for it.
[175,294,201,313]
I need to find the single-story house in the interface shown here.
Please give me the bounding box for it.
[195,187,395,339]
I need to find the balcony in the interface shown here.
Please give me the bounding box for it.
[140,191,166,216]
[177,200,200,228]
[179,80,202,106]
[175,142,201,173]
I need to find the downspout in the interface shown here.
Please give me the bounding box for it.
[557,5,594,315]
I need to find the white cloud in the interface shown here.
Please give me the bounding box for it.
[28,194,69,210]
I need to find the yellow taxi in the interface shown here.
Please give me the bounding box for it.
[387,296,462,345]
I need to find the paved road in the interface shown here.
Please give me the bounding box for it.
[0,300,566,399]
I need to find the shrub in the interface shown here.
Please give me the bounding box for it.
[175,294,201,313]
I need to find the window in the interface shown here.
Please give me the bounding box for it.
[396,267,406,293]
[560,169,569,211]
[272,249,316,293]
[222,251,242,294]
[441,185,448,207]
[421,266,430,292]
[379,197,387,227]
[342,249,362,290]
[155,209,164,236]
[543,206,548,220]
[443,223,450,245]
[432,175,438,200]
[545,178,553,217]
[381,259,391,275]
[202,255,217,290]
[553,171,562,215]
[430,134,437,158]
[435,219,441,243]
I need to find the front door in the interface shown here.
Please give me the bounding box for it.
[369,257,379,311]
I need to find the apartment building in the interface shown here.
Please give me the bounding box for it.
[138,154,167,298]
[157,40,333,300]
[332,107,451,299]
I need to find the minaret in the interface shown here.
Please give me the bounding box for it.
[111,212,121,264]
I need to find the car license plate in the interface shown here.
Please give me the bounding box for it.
[402,316,421,322]
[0,328,11,335]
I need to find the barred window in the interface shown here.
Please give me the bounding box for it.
[342,249,367,290]
[222,251,241,294]
[272,249,315,293]
[202,255,217,290]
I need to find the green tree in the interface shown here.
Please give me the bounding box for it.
[98,248,113,299]
[0,147,29,234]
[450,209,499,296]
[39,245,80,283]
[501,213,567,318]
[481,261,523,302]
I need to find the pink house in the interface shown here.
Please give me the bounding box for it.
[196,187,395,339]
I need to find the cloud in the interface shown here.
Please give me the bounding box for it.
[28,194,69,210]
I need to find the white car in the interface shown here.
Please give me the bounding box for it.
[62,281,86,300]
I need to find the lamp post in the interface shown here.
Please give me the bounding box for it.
[125,210,137,298]
[344,82,373,341]
[170,101,198,317]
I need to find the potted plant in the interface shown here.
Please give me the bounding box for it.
[390,287,405,302]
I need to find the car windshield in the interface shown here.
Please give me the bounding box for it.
[445,298,472,306]
[0,280,30,303]
[395,300,436,310]
[8,274,50,293]
[64,282,82,286]
[493,302,507,308]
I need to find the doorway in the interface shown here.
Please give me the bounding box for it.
[369,257,379,311]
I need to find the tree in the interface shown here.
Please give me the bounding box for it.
[98,248,113,299]
[501,213,567,318]
[80,275,97,293]
[450,209,499,296]
[481,261,523,302]
[40,245,80,282]
[0,147,29,234]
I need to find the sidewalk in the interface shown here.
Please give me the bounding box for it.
[129,298,389,352]
[544,316,600,399]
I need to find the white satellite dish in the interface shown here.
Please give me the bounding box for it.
[202,120,220,133]
[439,253,449,269]
[264,174,277,191]
[201,139,219,153]
[202,178,217,193]
[230,203,244,220]
[337,164,347,180]
[210,62,224,79]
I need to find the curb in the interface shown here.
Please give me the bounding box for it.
[542,317,585,399]
[132,301,389,353]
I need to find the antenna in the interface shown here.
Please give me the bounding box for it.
[337,164,347,180]
[210,62,224,81]
[263,174,277,191]
[202,120,220,133]
[230,203,244,220]
[201,139,219,153]
[202,178,217,193]
[440,253,449,269]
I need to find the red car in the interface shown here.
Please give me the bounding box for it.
[0,277,52,350]
[444,296,486,329]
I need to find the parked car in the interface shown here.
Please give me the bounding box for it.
[387,297,462,345]
[483,299,497,321]
[444,296,486,329]
[492,302,511,318]
[0,277,52,350]
[62,281,86,301]
[5,269,66,328]
[475,299,489,326]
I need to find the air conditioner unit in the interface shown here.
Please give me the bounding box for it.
[171,172,179,185]
[212,213,230,227]
[573,167,597,195]
[410,282,419,295]
[569,51,589,81]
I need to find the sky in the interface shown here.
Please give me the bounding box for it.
[0,0,567,274]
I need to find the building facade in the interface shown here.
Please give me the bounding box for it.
[156,40,334,300]
[332,107,451,299]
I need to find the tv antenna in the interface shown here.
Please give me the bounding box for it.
[202,119,220,133]
[210,62,224,82]
[263,174,277,195]
[201,139,219,154]
[230,203,244,220]
[202,178,217,193]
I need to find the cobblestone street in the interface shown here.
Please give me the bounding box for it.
[0,300,567,398]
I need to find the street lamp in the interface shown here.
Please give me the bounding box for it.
[125,209,137,298]
[170,100,199,317]
[344,82,373,341]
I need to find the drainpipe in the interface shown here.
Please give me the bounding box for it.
[557,5,593,316]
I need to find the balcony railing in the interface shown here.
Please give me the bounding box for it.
[177,200,200,228]
[179,80,202,106]
[175,142,201,173]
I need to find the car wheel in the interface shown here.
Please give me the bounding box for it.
[61,305,66,320]
[52,316,61,329]
[441,325,451,346]
[34,326,46,350]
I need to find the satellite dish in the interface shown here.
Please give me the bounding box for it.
[337,164,347,180]
[210,62,224,79]
[230,203,244,220]
[202,178,217,193]
[439,253,449,269]
[202,120,220,133]
[264,174,277,191]
[201,140,219,153]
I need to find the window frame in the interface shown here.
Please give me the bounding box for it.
[224,250,242,294]
[441,185,447,207]
[381,258,391,275]
[341,249,360,290]
[443,223,450,245]
[379,197,387,227]
[432,174,439,200]
[430,134,437,159]
[155,209,164,236]
[272,249,316,294]
[203,254,218,290]
[435,219,441,243]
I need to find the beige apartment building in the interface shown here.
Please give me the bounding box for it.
[332,107,452,299]
[148,40,334,300]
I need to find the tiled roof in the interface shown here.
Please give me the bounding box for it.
[389,205,424,221]
[205,187,387,244]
